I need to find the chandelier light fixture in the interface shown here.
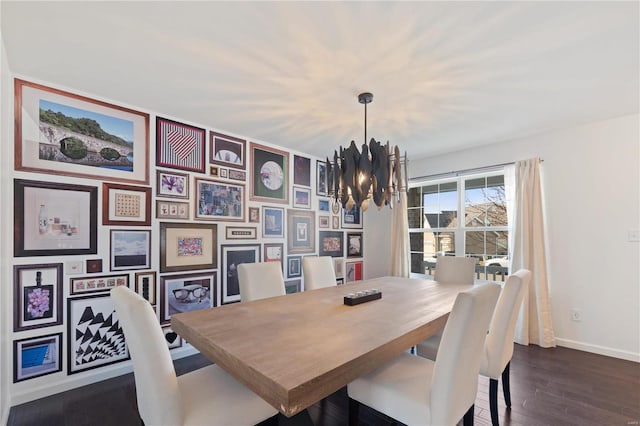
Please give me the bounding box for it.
[327,92,406,212]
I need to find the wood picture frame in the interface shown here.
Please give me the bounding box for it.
[102,182,151,226]
[86,259,103,273]
[14,333,63,383]
[318,231,344,257]
[221,244,260,304]
[156,169,189,199]
[14,79,149,185]
[210,131,246,170]
[134,271,157,305]
[13,263,63,332]
[250,142,289,204]
[156,200,190,220]
[159,222,217,273]
[319,215,330,229]
[248,207,260,223]
[293,155,311,187]
[228,169,246,181]
[263,207,284,238]
[287,209,316,254]
[110,229,151,271]
[293,186,311,209]
[67,294,129,374]
[156,117,206,173]
[159,272,216,325]
[14,179,97,257]
[226,226,257,240]
[347,232,364,258]
[69,273,129,296]
[264,242,284,271]
[195,178,245,222]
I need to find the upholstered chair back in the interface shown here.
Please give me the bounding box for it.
[433,256,476,284]
[238,262,286,302]
[302,256,337,290]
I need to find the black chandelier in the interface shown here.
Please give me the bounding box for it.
[327,92,405,211]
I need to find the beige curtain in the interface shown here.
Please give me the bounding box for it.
[510,158,556,347]
[390,191,410,277]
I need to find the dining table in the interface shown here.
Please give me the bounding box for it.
[171,276,471,417]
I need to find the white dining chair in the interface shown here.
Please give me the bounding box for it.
[302,256,337,290]
[110,286,278,426]
[238,262,286,302]
[433,255,477,284]
[347,283,500,426]
[417,269,531,426]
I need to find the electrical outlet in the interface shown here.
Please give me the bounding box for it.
[571,309,582,322]
[628,229,640,242]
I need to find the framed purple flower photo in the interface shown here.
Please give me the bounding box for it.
[156,169,190,199]
[14,263,63,332]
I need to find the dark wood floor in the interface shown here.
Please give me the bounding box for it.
[8,344,639,426]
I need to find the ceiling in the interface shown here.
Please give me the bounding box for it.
[2,1,638,161]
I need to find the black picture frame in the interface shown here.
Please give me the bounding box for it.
[13,263,63,332]
[318,231,344,257]
[221,244,261,304]
[293,155,311,187]
[287,256,302,278]
[316,160,328,196]
[210,131,246,170]
[14,179,98,257]
[347,232,364,258]
[13,333,63,383]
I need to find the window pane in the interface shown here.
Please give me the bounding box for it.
[465,231,486,258]
[423,231,455,257]
[464,175,506,227]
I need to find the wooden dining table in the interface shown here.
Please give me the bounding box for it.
[171,276,470,417]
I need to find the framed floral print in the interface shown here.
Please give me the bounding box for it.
[156,117,205,173]
[250,142,289,204]
[14,79,149,185]
[13,263,63,332]
[210,131,246,170]
[156,169,189,199]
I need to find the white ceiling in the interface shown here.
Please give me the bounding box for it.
[2,1,638,160]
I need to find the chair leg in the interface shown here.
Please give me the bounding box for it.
[463,404,474,426]
[489,378,499,426]
[502,361,512,408]
[348,397,360,426]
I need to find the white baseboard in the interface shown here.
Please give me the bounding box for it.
[555,337,640,362]
[9,345,198,408]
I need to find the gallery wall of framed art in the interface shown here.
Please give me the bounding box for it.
[4,76,369,404]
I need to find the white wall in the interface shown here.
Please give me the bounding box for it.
[401,114,639,361]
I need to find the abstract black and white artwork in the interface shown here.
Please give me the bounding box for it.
[67,294,129,374]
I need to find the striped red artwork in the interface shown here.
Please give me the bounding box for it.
[157,117,205,172]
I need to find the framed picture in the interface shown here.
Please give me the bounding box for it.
[287,256,302,278]
[134,271,157,304]
[226,226,257,240]
[221,244,260,304]
[210,131,246,170]
[14,79,149,185]
[220,168,228,179]
[14,179,97,257]
[67,260,83,275]
[319,216,330,229]
[13,263,63,332]
[70,273,129,296]
[331,200,341,215]
[228,169,246,181]
[293,155,311,187]
[318,231,344,257]
[162,326,183,350]
[209,165,219,177]
[250,142,289,204]
[156,200,190,220]
[156,117,206,173]
[285,279,302,294]
[334,258,344,278]
[86,259,103,273]
[345,261,364,283]
[248,207,260,223]
[110,230,151,271]
[347,232,364,258]
[14,333,63,383]
[318,198,330,212]
[293,186,311,209]
[159,272,216,324]
[287,209,316,254]
[156,169,189,199]
[316,160,328,196]
[160,222,217,273]
[264,243,284,270]
[342,205,363,229]
[263,207,284,238]
[332,216,340,229]
[102,182,151,226]
[67,294,129,374]
[195,178,245,222]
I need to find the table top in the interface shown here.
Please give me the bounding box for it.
[171,276,470,417]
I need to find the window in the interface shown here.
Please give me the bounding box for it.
[408,172,509,280]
